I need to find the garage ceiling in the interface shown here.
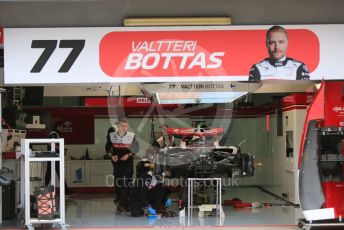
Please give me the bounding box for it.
[1,0,344,27]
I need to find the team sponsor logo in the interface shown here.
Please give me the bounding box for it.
[136,97,151,103]
[274,61,284,67]
[333,106,344,112]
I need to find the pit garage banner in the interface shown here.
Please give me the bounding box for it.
[3,25,344,84]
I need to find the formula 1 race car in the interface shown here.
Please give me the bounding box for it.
[155,127,255,178]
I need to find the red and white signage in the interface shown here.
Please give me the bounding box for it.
[3,25,344,84]
[166,127,224,137]
[85,97,152,107]
[99,29,318,78]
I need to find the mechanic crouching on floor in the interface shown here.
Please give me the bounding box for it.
[129,148,172,217]
[105,116,139,213]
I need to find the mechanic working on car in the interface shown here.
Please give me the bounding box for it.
[129,147,172,217]
[152,124,176,149]
[106,116,139,213]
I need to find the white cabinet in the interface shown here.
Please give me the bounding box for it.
[68,160,112,188]
[89,160,112,187]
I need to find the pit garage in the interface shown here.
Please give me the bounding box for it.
[1,2,344,230]
[2,81,318,230]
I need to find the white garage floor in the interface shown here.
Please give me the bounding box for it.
[1,186,302,229]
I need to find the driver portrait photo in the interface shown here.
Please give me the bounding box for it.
[248,25,310,82]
